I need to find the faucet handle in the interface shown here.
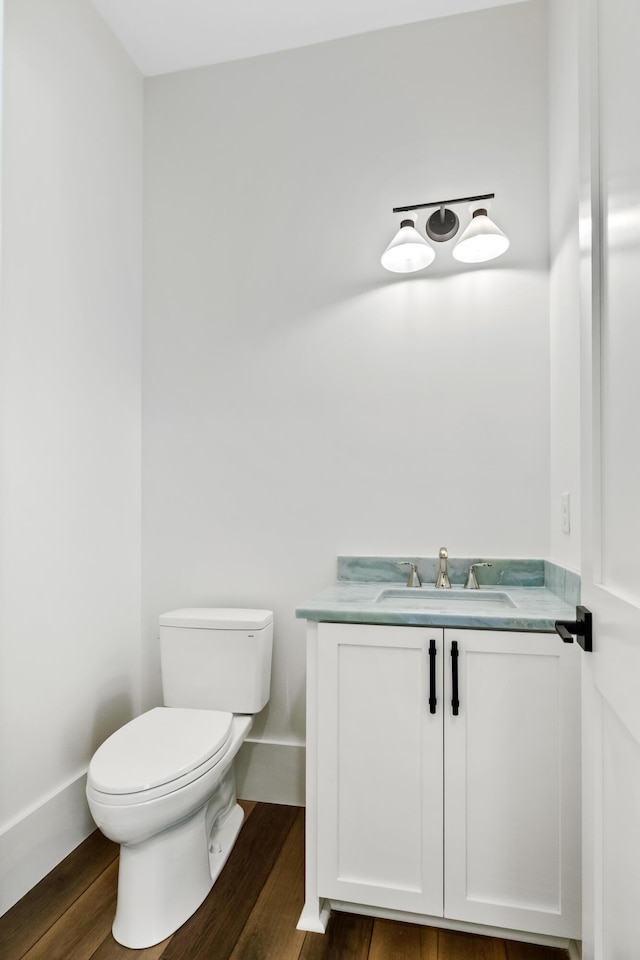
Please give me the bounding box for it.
[397,561,421,588]
[464,562,493,590]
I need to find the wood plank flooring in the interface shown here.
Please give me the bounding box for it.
[0,802,569,960]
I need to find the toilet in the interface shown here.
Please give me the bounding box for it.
[86,607,273,949]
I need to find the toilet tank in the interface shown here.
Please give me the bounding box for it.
[159,608,273,713]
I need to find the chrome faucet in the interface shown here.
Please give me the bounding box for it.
[464,562,493,589]
[435,547,451,589]
[398,560,421,587]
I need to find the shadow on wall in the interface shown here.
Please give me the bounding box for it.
[90,687,136,756]
[255,265,549,336]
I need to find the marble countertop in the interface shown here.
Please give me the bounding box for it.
[296,581,576,632]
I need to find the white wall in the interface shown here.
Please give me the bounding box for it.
[143,1,551,801]
[548,0,581,571]
[0,0,142,911]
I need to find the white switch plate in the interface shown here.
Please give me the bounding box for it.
[561,492,571,534]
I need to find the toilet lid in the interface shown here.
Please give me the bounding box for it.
[159,608,273,629]
[88,707,233,795]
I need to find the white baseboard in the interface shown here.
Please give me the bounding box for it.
[0,739,304,918]
[0,771,95,916]
[235,738,305,807]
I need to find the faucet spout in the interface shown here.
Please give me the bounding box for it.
[435,547,451,589]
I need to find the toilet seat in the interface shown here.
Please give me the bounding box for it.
[87,707,233,805]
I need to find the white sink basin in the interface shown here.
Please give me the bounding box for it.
[374,588,516,610]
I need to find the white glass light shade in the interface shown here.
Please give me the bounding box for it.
[381,220,435,273]
[452,209,510,263]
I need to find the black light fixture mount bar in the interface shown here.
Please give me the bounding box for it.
[393,192,495,214]
[392,193,497,244]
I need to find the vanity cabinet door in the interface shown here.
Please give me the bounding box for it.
[443,629,581,938]
[316,622,444,916]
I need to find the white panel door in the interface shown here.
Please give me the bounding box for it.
[580,0,640,955]
[444,630,581,937]
[316,622,444,916]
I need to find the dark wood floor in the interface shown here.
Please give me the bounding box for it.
[0,802,568,960]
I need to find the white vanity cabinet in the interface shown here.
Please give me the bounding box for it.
[316,623,444,916]
[304,621,581,940]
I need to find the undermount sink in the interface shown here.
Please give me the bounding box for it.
[374,587,517,609]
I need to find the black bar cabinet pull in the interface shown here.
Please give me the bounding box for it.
[555,605,593,653]
[451,640,459,716]
[429,638,437,714]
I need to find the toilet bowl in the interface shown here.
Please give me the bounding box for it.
[86,607,273,949]
[87,708,253,948]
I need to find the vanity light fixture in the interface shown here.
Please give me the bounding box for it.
[452,202,510,263]
[380,212,435,273]
[381,192,510,273]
